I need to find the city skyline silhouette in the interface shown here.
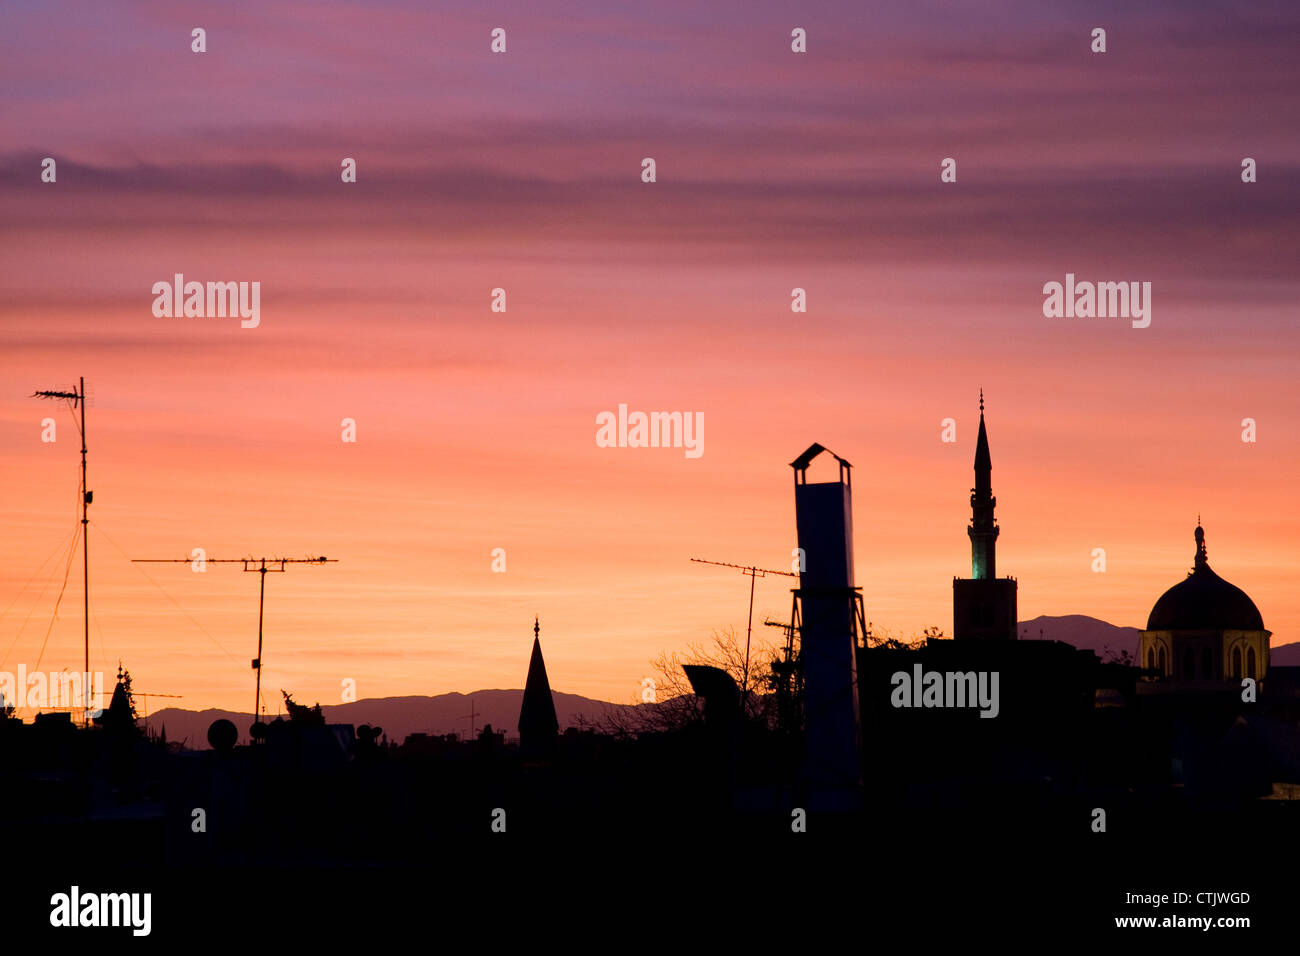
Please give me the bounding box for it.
[2,0,1296,941]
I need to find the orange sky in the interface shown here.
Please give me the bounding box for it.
[1,0,1296,716]
[1,277,1294,716]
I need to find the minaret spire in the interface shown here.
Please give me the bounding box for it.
[968,392,998,579]
[953,391,1017,641]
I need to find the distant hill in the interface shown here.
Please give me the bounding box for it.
[145,617,1300,749]
[1020,614,1297,666]
[1018,615,1141,659]
[1272,643,1300,666]
[144,689,636,750]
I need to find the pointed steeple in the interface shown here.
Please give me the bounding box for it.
[953,392,1018,641]
[968,390,999,580]
[974,389,992,477]
[100,665,136,734]
[518,616,559,751]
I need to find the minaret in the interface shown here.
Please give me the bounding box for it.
[968,389,999,580]
[518,616,559,757]
[952,391,1018,640]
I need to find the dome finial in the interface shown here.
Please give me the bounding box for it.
[534,614,540,639]
[1194,522,1207,567]
[979,388,984,413]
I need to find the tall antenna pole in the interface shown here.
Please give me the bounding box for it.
[463,695,478,740]
[254,560,268,721]
[79,376,88,727]
[690,558,797,700]
[132,555,336,730]
[33,377,91,726]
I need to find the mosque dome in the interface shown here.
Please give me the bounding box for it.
[1146,525,1264,631]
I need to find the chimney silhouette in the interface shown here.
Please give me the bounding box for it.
[790,444,864,808]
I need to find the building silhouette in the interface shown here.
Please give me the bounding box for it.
[790,443,864,806]
[518,616,559,757]
[1139,523,1271,689]
[953,392,1018,640]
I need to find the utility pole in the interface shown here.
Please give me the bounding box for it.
[33,377,91,727]
[463,696,478,740]
[764,616,798,661]
[132,556,336,727]
[690,558,797,699]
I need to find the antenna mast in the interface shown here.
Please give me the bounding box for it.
[132,555,336,727]
[463,695,478,740]
[32,377,91,726]
[689,557,796,699]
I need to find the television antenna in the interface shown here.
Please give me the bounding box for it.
[689,558,797,698]
[31,376,92,726]
[463,695,478,739]
[131,556,336,726]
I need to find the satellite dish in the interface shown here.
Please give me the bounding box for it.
[207,718,237,752]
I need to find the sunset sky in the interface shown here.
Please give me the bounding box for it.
[1,0,1297,719]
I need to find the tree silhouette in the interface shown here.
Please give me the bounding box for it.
[119,667,139,720]
[281,690,325,725]
[1102,646,1135,666]
[863,621,935,650]
[601,627,782,735]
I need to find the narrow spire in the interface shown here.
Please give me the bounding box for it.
[968,391,998,579]
[519,617,559,750]
[974,393,992,474]
[1194,523,1207,568]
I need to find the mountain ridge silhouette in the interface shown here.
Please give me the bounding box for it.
[143,615,1299,748]
[143,688,636,749]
